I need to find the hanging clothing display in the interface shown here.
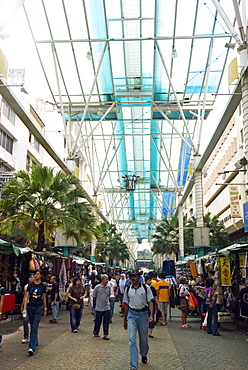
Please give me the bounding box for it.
[59,260,67,292]
[238,287,248,319]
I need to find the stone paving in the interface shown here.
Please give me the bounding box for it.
[0,305,248,370]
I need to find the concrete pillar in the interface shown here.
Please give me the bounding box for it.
[194,170,204,227]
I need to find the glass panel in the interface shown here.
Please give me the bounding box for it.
[43,0,70,40]
[64,0,89,39]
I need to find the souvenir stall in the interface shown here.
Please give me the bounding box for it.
[217,244,248,331]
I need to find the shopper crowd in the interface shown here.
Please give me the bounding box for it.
[0,269,225,370]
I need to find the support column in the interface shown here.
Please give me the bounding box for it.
[91,194,98,262]
[194,170,204,227]
[241,69,248,188]
[178,194,184,260]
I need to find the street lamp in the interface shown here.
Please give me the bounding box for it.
[122,174,139,192]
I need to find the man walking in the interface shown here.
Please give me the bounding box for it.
[157,272,170,326]
[49,276,60,324]
[123,270,154,370]
[93,274,111,340]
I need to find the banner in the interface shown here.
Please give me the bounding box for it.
[189,262,198,279]
[220,257,231,286]
[230,185,241,218]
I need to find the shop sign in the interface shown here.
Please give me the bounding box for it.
[239,253,246,268]
[229,186,241,218]
[220,257,231,286]
[243,202,248,232]
[189,262,198,278]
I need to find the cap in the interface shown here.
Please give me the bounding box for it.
[129,270,141,277]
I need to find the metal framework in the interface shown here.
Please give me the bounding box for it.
[1,0,242,245]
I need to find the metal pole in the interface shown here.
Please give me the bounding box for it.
[75,102,115,154]
[155,41,196,153]
[51,44,68,150]
[178,194,184,259]
[72,42,107,153]
[211,0,242,46]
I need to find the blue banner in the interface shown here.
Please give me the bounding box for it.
[243,202,248,232]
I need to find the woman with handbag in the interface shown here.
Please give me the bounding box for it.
[179,276,190,328]
[68,278,87,333]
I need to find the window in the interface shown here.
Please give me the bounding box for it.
[0,162,11,172]
[29,132,40,151]
[0,128,14,154]
[2,99,16,125]
[26,155,38,172]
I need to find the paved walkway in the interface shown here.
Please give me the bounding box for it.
[0,305,248,369]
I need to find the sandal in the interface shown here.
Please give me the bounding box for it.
[103,336,110,340]
[93,331,100,337]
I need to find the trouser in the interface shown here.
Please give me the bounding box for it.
[94,310,111,336]
[127,309,149,370]
[27,305,43,351]
[23,313,29,339]
[197,299,206,315]
[51,301,60,320]
[119,293,124,314]
[207,304,218,335]
[70,306,83,331]
[109,297,115,320]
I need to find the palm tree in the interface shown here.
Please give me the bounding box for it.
[151,216,180,256]
[95,222,130,264]
[152,212,229,257]
[0,165,95,251]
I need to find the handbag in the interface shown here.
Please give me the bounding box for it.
[188,294,196,311]
[72,303,81,310]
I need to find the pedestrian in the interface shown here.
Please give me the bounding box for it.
[118,273,126,317]
[205,277,220,336]
[49,276,60,324]
[22,269,47,356]
[67,277,87,333]
[21,273,34,343]
[156,272,170,326]
[92,275,101,320]
[123,270,154,370]
[195,274,206,315]
[108,273,117,322]
[145,275,158,338]
[92,274,111,340]
[179,276,190,328]
[0,275,5,349]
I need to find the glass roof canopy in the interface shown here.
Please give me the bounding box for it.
[20,0,235,243]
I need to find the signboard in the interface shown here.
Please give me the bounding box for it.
[239,253,246,268]
[220,257,231,286]
[243,202,248,232]
[230,186,241,218]
[189,262,198,278]
[193,227,210,246]
[228,57,238,85]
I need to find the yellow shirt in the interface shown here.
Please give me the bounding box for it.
[151,279,159,290]
[157,280,170,302]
